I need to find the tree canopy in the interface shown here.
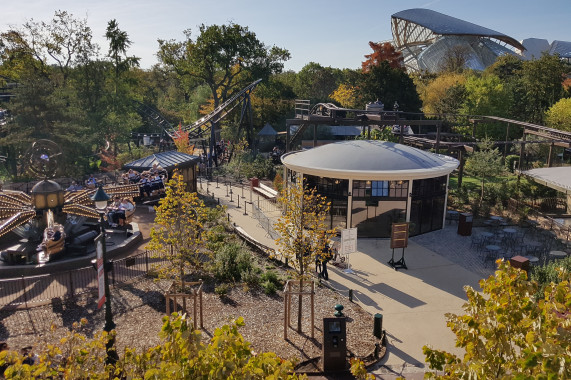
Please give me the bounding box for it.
[424,260,571,379]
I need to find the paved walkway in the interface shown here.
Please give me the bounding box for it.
[199,178,495,379]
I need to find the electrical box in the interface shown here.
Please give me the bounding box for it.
[322,317,347,372]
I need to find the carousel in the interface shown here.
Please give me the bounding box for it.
[0,140,140,265]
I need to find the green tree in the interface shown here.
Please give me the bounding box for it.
[157,22,290,146]
[465,140,503,204]
[293,62,340,103]
[274,179,336,332]
[423,260,571,379]
[545,97,571,132]
[147,171,211,281]
[358,60,421,112]
[520,54,567,124]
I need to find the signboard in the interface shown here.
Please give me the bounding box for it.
[340,228,358,255]
[390,223,409,249]
[95,234,105,309]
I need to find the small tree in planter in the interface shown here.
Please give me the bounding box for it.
[274,179,336,334]
[465,139,503,206]
[148,171,211,299]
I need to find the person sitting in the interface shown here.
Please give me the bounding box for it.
[150,163,165,176]
[66,181,82,191]
[114,198,135,227]
[106,197,121,226]
[139,174,152,197]
[127,169,140,184]
[149,173,164,195]
[85,175,97,189]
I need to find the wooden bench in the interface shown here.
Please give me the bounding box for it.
[253,183,278,200]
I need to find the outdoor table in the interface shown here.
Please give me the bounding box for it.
[446,210,459,224]
[549,250,567,259]
[485,245,501,253]
[490,216,504,221]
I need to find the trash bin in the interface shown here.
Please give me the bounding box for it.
[457,213,473,236]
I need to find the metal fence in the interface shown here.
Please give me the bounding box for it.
[0,250,168,309]
[508,198,571,243]
[252,202,280,240]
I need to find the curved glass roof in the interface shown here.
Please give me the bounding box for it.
[392,9,524,51]
[281,140,459,181]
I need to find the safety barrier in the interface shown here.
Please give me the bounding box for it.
[0,250,168,309]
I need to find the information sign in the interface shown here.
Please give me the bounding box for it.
[340,228,357,255]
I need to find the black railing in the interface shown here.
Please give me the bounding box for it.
[0,250,168,309]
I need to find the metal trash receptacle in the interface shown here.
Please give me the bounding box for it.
[457,213,473,236]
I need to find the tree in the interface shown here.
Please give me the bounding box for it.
[465,140,503,204]
[105,19,139,93]
[147,171,210,281]
[358,60,421,112]
[520,54,567,124]
[330,83,361,109]
[418,72,467,115]
[423,260,571,379]
[1,11,94,85]
[157,22,290,151]
[172,123,195,154]
[545,97,571,132]
[274,179,336,332]
[439,45,471,73]
[362,41,404,72]
[293,62,340,103]
[0,314,300,379]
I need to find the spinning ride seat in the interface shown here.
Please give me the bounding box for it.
[42,225,66,256]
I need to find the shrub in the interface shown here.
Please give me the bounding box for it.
[215,283,230,296]
[259,270,283,295]
[530,255,571,298]
[261,281,278,295]
[212,242,255,282]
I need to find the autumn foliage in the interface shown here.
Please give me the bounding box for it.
[362,42,404,73]
[172,123,194,155]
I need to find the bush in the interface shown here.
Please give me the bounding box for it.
[530,255,571,298]
[215,283,230,296]
[212,242,255,282]
[259,270,283,295]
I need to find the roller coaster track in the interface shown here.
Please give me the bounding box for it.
[165,78,262,140]
[132,79,261,150]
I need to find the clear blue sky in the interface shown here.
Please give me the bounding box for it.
[2,0,570,72]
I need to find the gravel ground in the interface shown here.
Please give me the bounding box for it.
[0,272,376,365]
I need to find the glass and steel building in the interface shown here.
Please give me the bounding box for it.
[391,8,525,72]
[281,140,459,238]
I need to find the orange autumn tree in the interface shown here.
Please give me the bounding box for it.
[173,123,194,155]
[362,41,404,72]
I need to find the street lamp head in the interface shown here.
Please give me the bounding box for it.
[90,186,111,211]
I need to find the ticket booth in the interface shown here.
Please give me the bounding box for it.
[322,317,347,372]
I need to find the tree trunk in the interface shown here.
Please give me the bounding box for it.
[297,277,303,332]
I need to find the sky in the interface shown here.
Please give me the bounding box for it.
[2,0,570,72]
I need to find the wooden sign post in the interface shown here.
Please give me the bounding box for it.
[388,223,409,270]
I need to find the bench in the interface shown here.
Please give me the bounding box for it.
[253,183,278,200]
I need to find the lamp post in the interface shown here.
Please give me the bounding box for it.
[90,186,117,365]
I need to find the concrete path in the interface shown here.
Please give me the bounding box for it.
[199,178,489,378]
